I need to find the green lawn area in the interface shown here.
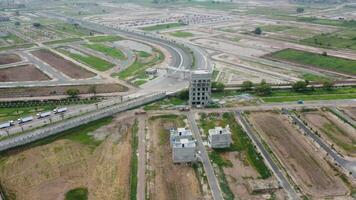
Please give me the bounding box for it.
[84,43,126,60]
[52,23,94,36]
[169,31,194,38]
[297,17,356,28]
[140,23,185,31]
[300,73,332,82]
[57,48,115,71]
[137,51,151,58]
[132,79,147,86]
[86,35,124,42]
[43,38,82,45]
[0,33,26,45]
[301,30,356,51]
[262,87,356,102]
[270,48,356,75]
[0,43,35,51]
[65,188,88,200]
[260,25,293,32]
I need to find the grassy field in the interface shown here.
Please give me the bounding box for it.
[130,120,138,200]
[140,23,185,31]
[84,43,126,60]
[270,48,356,75]
[0,43,35,51]
[297,17,356,28]
[170,31,194,37]
[260,25,293,32]
[43,38,82,45]
[0,33,26,45]
[300,73,332,82]
[65,188,88,200]
[52,23,94,36]
[57,48,115,71]
[86,35,124,42]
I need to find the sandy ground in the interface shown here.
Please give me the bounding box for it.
[0,115,134,200]
[0,83,128,98]
[341,107,356,121]
[302,110,356,158]
[0,65,51,82]
[248,112,349,199]
[147,115,204,200]
[31,49,96,79]
[0,54,22,65]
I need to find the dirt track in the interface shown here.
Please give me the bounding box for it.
[0,54,22,65]
[0,65,50,82]
[248,112,349,198]
[147,115,203,200]
[0,116,133,200]
[31,49,96,79]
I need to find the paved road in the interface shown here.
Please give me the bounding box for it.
[235,111,299,200]
[187,112,223,200]
[137,116,147,200]
[287,110,356,179]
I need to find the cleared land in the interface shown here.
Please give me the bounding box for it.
[269,48,356,75]
[0,116,133,200]
[302,110,356,157]
[147,115,204,200]
[0,84,128,98]
[0,65,50,82]
[0,54,22,65]
[56,47,115,71]
[31,49,96,79]
[248,112,349,198]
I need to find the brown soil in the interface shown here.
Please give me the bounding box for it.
[0,65,50,82]
[31,49,96,79]
[0,54,22,65]
[248,112,349,198]
[0,116,133,200]
[302,111,356,157]
[341,107,356,121]
[147,116,203,200]
[0,83,128,98]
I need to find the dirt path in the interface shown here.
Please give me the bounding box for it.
[248,112,349,198]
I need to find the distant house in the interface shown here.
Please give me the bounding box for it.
[208,125,232,148]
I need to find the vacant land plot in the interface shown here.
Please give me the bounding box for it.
[0,33,26,46]
[302,110,356,157]
[169,31,194,38]
[0,54,22,65]
[51,23,95,36]
[31,49,96,79]
[341,107,356,121]
[56,47,115,71]
[269,49,356,75]
[147,115,204,200]
[43,38,83,46]
[0,83,127,98]
[84,43,126,60]
[248,112,349,198]
[0,116,133,200]
[0,65,50,82]
[260,25,293,32]
[141,23,185,31]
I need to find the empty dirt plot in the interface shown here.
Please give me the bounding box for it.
[0,116,133,200]
[0,65,50,82]
[0,54,22,65]
[248,112,349,199]
[31,49,96,79]
[301,110,356,157]
[147,115,205,200]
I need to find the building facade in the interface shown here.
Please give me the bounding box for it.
[208,125,232,148]
[189,70,212,107]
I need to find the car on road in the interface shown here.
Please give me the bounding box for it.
[297,100,304,104]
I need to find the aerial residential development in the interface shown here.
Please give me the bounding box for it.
[0,0,355,200]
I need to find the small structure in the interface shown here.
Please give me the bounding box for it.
[145,67,157,76]
[170,127,197,163]
[246,179,280,194]
[208,125,231,148]
[0,16,10,22]
[189,70,212,107]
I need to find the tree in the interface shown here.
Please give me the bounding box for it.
[212,82,225,92]
[241,80,253,91]
[292,80,308,92]
[322,80,334,90]
[254,80,271,96]
[254,27,262,35]
[32,23,41,28]
[14,21,20,26]
[66,88,80,98]
[296,7,304,13]
[322,51,328,56]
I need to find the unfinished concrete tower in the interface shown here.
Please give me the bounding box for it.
[189,70,212,107]
[208,125,232,148]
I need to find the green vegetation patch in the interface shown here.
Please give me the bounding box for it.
[86,35,124,42]
[52,23,94,36]
[65,187,88,200]
[43,38,82,45]
[260,25,293,32]
[0,33,26,44]
[140,23,185,31]
[0,43,35,51]
[270,48,356,75]
[84,43,126,60]
[300,73,332,83]
[130,120,138,200]
[57,47,115,71]
[301,30,356,51]
[170,31,194,38]
[297,17,356,28]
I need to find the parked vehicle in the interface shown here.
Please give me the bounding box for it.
[0,120,15,129]
[36,111,51,119]
[297,100,304,104]
[53,107,67,114]
[18,116,34,124]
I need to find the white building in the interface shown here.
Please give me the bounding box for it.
[172,138,197,163]
[208,125,232,148]
[189,70,212,107]
[170,127,194,147]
